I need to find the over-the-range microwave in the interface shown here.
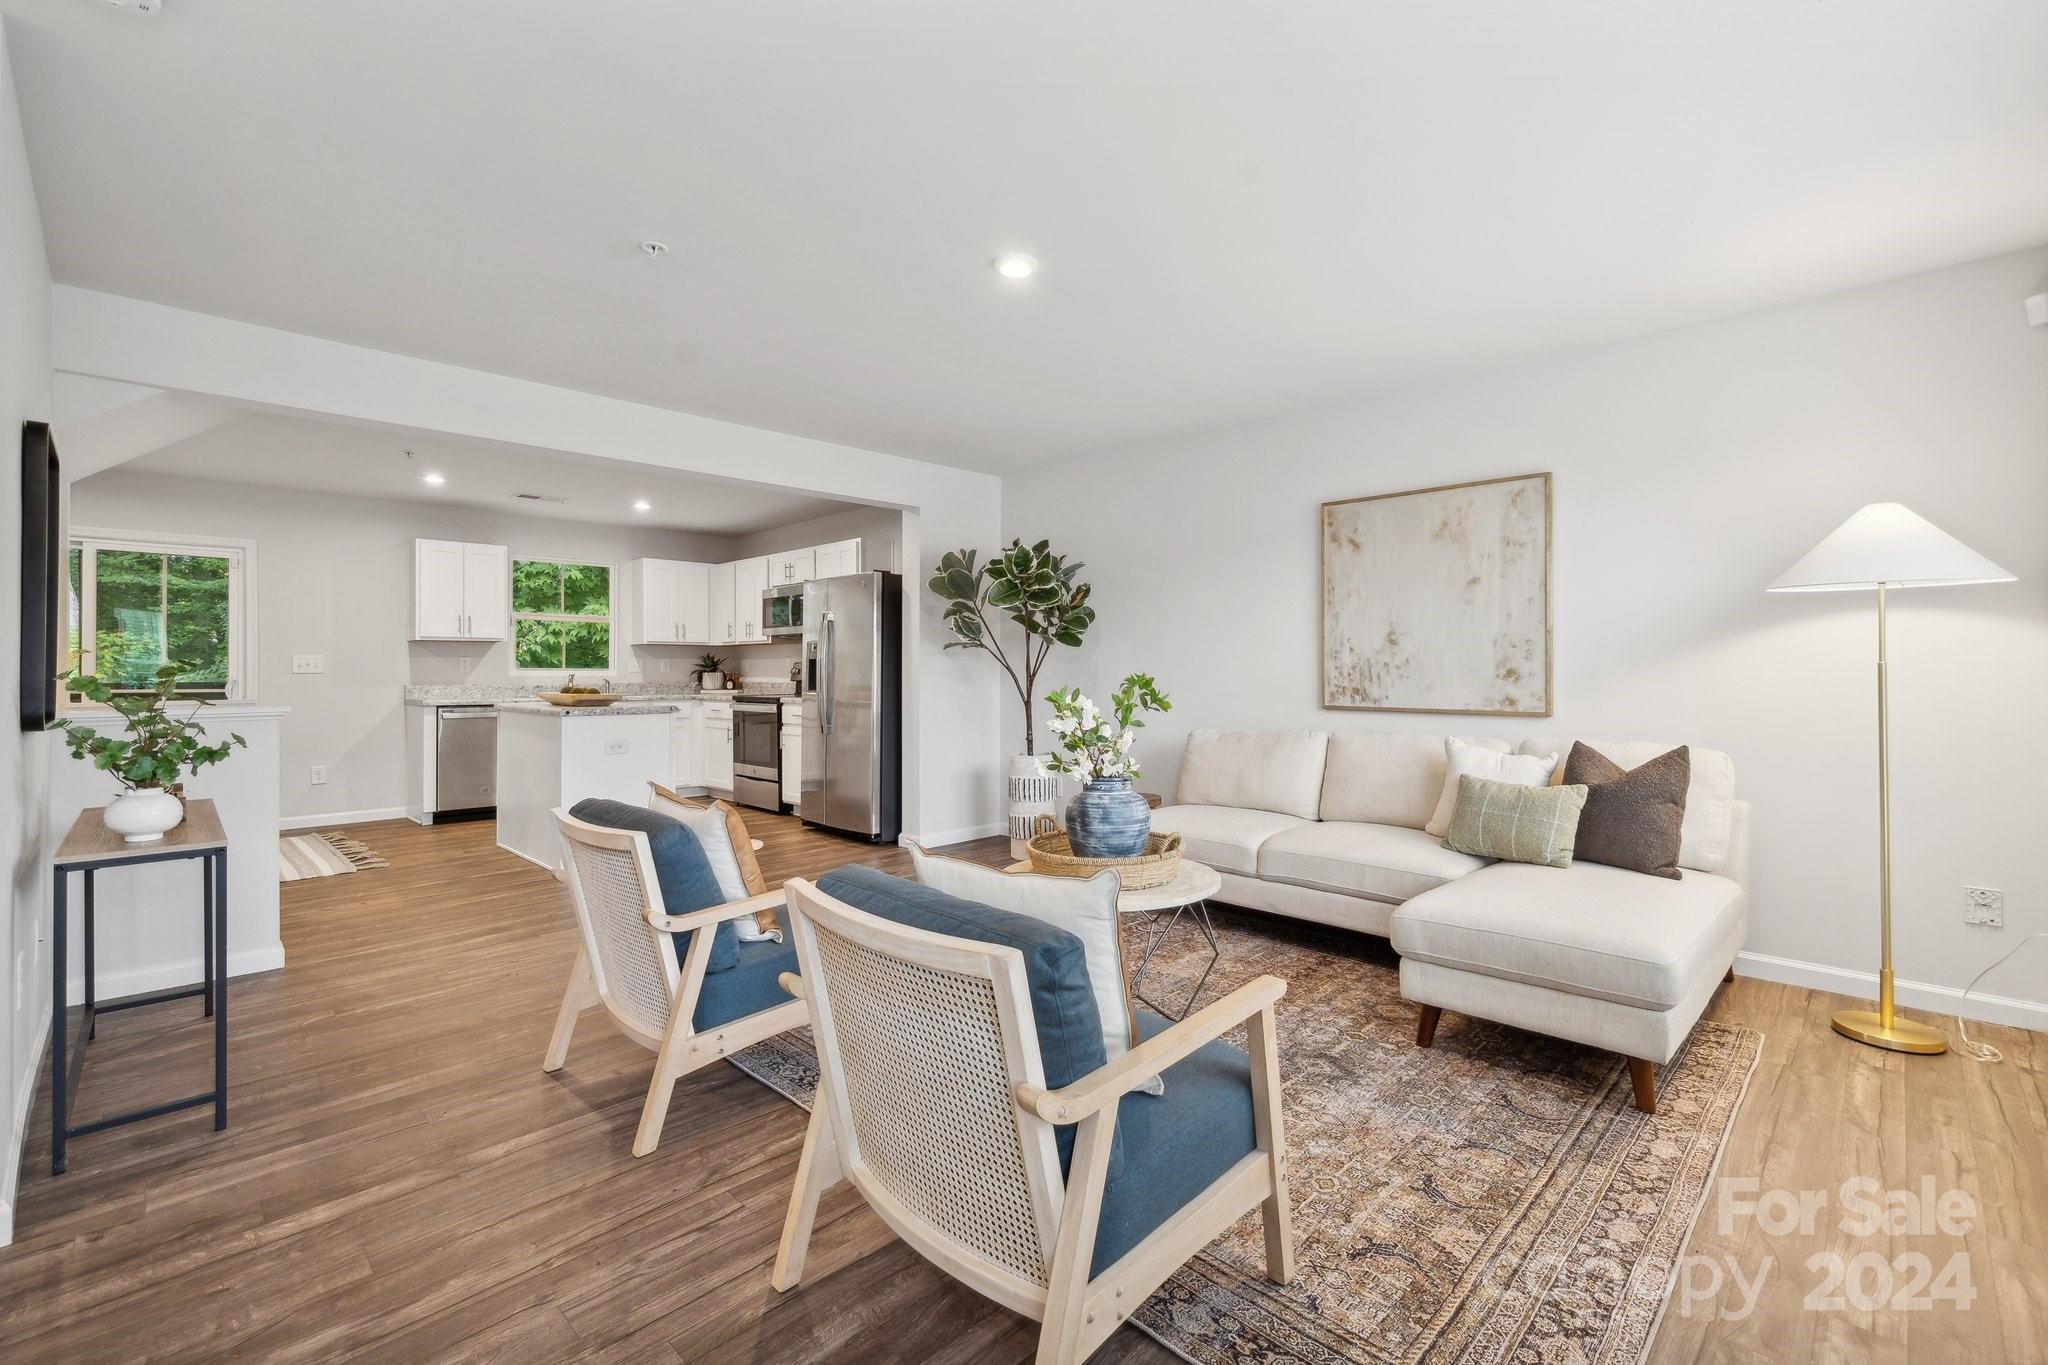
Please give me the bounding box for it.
[764,582,805,638]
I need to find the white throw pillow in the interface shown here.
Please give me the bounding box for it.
[908,843,1162,1096]
[649,794,781,943]
[1424,738,1559,838]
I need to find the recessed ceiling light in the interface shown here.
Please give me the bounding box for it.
[992,253,1039,280]
[421,472,446,486]
[632,499,652,512]
[640,240,670,258]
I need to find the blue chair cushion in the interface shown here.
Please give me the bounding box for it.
[693,907,800,1030]
[569,798,738,973]
[814,865,1108,1167]
[1089,1009,1259,1276]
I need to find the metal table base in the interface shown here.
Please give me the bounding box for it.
[1130,898,1221,1021]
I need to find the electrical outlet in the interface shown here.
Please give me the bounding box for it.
[604,739,628,757]
[459,657,472,671]
[291,654,325,675]
[1964,886,2003,928]
[310,764,329,786]
[660,659,672,674]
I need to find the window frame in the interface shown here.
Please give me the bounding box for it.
[65,527,257,708]
[508,555,619,676]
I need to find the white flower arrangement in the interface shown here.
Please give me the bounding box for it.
[1038,674,1172,783]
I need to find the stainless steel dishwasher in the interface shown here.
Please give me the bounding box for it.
[434,705,498,818]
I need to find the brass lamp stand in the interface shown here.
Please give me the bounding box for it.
[1828,584,1946,1054]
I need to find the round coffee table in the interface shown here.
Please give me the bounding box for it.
[1006,857,1224,1021]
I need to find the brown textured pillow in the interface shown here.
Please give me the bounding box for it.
[1562,743,1690,879]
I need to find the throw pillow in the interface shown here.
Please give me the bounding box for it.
[567,798,738,971]
[1562,742,1691,879]
[1424,737,1560,837]
[648,783,779,939]
[908,843,1162,1095]
[1441,774,1589,868]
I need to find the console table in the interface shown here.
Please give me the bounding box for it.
[49,799,229,1174]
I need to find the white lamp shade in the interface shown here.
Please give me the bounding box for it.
[1767,502,2015,593]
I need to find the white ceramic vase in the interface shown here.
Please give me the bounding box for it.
[105,788,184,843]
[702,670,726,690]
[1007,754,1061,859]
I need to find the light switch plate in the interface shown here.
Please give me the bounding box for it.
[292,654,325,674]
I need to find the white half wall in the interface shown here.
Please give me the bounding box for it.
[51,288,1005,845]
[1004,245,2048,1019]
[1,18,55,1248]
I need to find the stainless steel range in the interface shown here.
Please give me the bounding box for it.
[730,698,783,812]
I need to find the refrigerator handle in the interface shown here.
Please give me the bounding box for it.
[819,612,836,735]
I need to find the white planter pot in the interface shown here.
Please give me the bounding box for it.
[1007,754,1061,859]
[105,788,185,844]
[701,671,726,690]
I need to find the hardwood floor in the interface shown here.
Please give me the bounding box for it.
[2,812,2042,1362]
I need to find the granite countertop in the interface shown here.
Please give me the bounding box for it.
[494,699,688,718]
[403,682,793,708]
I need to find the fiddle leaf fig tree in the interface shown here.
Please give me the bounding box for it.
[928,539,1095,754]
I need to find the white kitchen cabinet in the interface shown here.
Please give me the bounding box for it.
[811,538,862,579]
[708,562,736,645]
[630,559,712,645]
[413,539,508,640]
[732,557,768,642]
[767,547,815,588]
[780,700,802,806]
[700,701,735,791]
[670,702,703,789]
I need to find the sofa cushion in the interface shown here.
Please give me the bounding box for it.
[1318,733,1511,829]
[1441,775,1589,870]
[1149,804,1310,876]
[1519,738,1736,875]
[1258,820,1491,904]
[569,798,738,973]
[1175,729,1329,820]
[691,906,799,1030]
[1390,860,1745,1010]
[1090,1009,1257,1276]
[1424,739,1560,837]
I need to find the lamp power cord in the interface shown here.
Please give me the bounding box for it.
[1954,931,2047,1064]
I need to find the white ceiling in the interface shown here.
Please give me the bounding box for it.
[6,1,2045,472]
[111,410,856,535]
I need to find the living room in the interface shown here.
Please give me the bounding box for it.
[2,4,2044,1363]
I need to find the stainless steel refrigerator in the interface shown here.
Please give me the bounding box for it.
[799,571,901,841]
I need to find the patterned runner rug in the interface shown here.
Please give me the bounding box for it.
[278,830,390,882]
[729,902,1759,1365]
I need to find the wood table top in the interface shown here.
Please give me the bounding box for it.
[54,799,228,865]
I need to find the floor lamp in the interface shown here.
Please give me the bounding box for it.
[1768,503,2014,1055]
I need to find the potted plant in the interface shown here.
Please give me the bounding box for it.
[57,662,247,843]
[1039,674,1171,858]
[697,653,728,690]
[930,540,1097,854]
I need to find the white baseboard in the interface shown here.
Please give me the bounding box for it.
[66,943,285,1004]
[1,1008,54,1249]
[906,820,1006,849]
[280,807,407,831]
[1735,950,2048,1033]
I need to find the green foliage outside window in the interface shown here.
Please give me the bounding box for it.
[512,559,612,671]
[70,545,234,696]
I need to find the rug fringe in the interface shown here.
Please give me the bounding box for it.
[317,832,389,870]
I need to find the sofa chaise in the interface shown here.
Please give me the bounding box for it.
[1149,730,1750,1112]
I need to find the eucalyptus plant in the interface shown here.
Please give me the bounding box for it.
[928,539,1095,754]
[57,662,246,791]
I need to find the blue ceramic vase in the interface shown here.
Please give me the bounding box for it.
[1065,776,1151,859]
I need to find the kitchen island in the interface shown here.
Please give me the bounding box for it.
[494,700,682,870]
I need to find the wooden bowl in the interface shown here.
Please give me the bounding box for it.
[534,692,623,708]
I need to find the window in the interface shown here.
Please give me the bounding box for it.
[512,558,614,672]
[67,534,248,700]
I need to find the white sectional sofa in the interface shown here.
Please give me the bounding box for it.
[1150,729,1751,1112]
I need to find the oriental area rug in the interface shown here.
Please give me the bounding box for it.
[729,903,1760,1365]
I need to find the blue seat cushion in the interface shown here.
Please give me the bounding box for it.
[569,798,738,973]
[1090,1010,1259,1276]
[693,907,800,1030]
[814,865,1108,1167]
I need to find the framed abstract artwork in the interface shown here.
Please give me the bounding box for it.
[1320,471,1552,716]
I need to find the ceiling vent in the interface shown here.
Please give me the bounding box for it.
[513,492,570,504]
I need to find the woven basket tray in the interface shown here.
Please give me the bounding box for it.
[1025,816,1182,890]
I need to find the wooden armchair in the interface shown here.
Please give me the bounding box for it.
[770,876,1294,1365]
[542,808,806,1157]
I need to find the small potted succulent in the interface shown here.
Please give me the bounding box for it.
[57,662,246,843]
[1039,673,1171,858]
[697,653,728,690]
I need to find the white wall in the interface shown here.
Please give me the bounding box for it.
[1005,245,2048,1025]
[69,470,741,821]
[1,19,55,1247]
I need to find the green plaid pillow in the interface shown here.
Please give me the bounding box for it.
[1442,774,1589,868]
